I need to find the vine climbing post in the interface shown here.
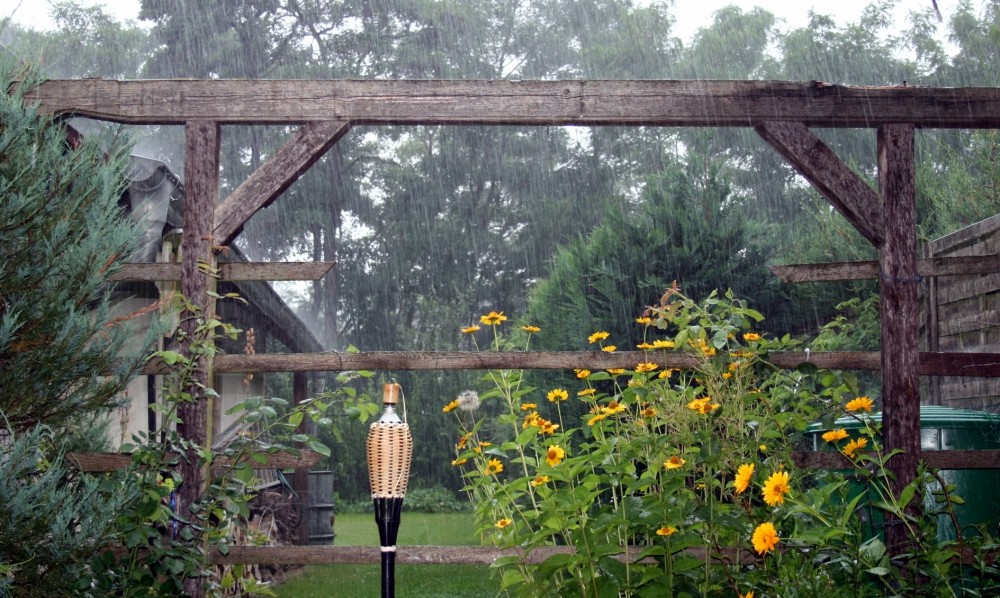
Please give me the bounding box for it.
[178,120,221,598]
[878,123,921,554]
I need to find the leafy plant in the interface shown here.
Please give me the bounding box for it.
[450,288,998,597]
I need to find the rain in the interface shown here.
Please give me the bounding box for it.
[2,0,999,592]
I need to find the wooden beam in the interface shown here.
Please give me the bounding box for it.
[214,121,351,244]
[67,450,324,472]
[769,255,1000,283]
[138,349,1000,376]
[878,123,921,552]
[791,449,1000,470]
[110,261,335,282]
[27,79,1000,128]
[756,121,884,246]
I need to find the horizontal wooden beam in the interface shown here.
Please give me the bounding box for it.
[110,261,334,282]
[138,350,1000,377]
[27,79,1000,128]
[769,254,1000,283]
[792,449,1000,470]
[68,450,323,472]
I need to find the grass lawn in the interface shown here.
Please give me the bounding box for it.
[273,512,501,597]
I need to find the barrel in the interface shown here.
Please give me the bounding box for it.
[287,470,336,545]
[807,405,1000,541]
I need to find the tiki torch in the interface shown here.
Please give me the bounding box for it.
[367,382,413,598]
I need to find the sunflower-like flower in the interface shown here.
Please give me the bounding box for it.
[546,445,565,467]
[687,397,720,414]
[635,362,658,373]
[588,331,610,344]
[461,324,481,334]
[752,522,779,555]
[656,525,677,536]
[636,316,652,326]
[822,429,849,443]
[530,475,550,487]
[602,400,626,415]
[577,388,597,398]
[485,458,504,475]
[743,332,761,342]
[664,455,686,470]
[575,368,591,379]
[587,413,608,426]
[520,402,537,411]
[842,437,868,459]
[652,339,675,349]
[547,388,569,402]
[846,396,874,413]
[601,345,617,353]
[495,518,513,529]
[762,471,791,506]
[451,458,467,466]
[442,400,460,413]
[734,463,755,494]
[521,325,540,333]
[480,311,507,325]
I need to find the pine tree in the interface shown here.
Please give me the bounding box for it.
[0,53,148,432]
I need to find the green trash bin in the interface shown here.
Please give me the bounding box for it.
[806,405,1000,542]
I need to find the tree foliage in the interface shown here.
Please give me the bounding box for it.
[0,55,151,432]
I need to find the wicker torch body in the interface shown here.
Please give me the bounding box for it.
[367,383,413,598]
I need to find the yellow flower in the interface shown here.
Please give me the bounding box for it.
[602,345,617,353]
[521,325,540,333]
[480,311,507,325]
[457,433,472,449]
[522,412,541,429]
[530,475,550,487]
[485,458,504,475]
[741,592,754,598]
[743,332,761,342]
[577,388,597,398]
[842,437,868,459]
[547,388,569,402]
[607,368,626,375]
[539,420,559,435]
[636,316,652,325]
[520,402,537,411]
[762,471,791,506]
[822,429,849,443]
[587,413,608,426]
[687,397,720,414]
[734,463,754,494]
[442,400,460,413]
[758,444,767,453]
[664,455,686,470]
[461,324,481,334]
[656,525,677,536]
[635,362,658,373]
[846,396,874,413]
[652,339,675,349]
[636,342,654,350]
[495,518,513,529]
[575,368,591,379]
[451,458,468,466]
[641,407,657,418]
[546,445,565,467]
[722,372,733,379]
[602,400,627,415]
[658,369,674,379]
[752,522,780,555]
[588,331,610,344]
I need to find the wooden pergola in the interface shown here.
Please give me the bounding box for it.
[31,79,1000,570]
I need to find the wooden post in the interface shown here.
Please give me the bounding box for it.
[293,371,311,546]
[178,120,220,598]
[878,123,921,553]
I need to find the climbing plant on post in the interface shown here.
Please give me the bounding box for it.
[178,120,220,598]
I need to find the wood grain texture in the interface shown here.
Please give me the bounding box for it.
[214,121,350,244]
[26,79,1000,127]
[110,261,334,281]
[769,255,1000,283]
[756,121,884,245]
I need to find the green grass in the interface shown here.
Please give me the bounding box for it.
[273,513,501,598]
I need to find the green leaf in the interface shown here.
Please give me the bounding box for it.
[307,439,331,457]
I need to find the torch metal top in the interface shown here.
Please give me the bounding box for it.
[383,382,401,406]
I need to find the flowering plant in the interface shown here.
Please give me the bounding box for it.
[447,288,992,596]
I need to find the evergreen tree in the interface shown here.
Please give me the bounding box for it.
[0,54,149,432]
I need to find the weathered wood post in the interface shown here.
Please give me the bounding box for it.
[878,123,921,553]
[178,120,220,598]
